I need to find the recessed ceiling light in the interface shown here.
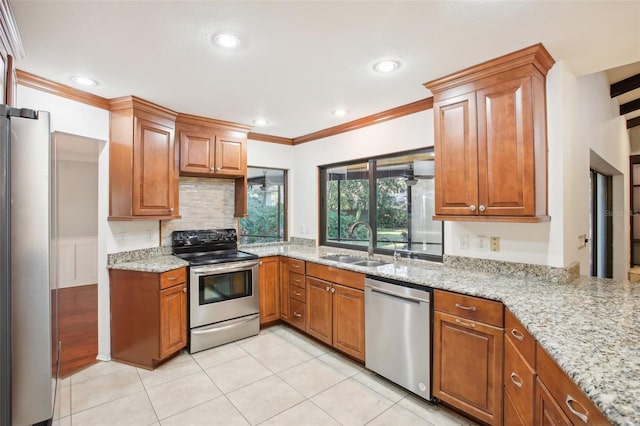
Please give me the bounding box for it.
[214,33,241,49]
[332,109,348,117]
[252,118,269,126]
[373,60,400,73]
[70,76,97,87]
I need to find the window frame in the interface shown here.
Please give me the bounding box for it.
[319,148,443,262]
[239,166,288,244]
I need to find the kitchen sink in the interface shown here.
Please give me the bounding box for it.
[321,254,363,263]
[352,260,389,267]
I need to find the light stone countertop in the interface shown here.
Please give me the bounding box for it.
[245,244,639,426]
[107,243,638,425]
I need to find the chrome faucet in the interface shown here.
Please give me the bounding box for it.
[347,221,374,259]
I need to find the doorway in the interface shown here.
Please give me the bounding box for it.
[52,131,100,376]
[590,169,613,278]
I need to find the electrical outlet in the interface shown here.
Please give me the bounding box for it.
[477,236,489,251]
[490,236,500,252]
[459,234,469,249]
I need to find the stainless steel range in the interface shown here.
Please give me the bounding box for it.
[172,229,260,353]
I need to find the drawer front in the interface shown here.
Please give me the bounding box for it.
[504,388,526,426]
[288,259,306,274]
[504,336,535,424]
[306,262,365,291]
[289,271,305,289]
[505,309,536,367]
[289,284,306,302]
[160,268,186,289]
[536,344,609,425]
[434,289,503,327]
[289,298,306,330]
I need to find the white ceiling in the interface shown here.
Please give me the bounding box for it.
[10,0,640,139]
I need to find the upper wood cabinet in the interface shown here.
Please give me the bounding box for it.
[109,96,179,220]
[176,113,250,178]
[424,44,554,223]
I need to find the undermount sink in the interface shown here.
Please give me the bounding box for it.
[321,254,363,263]
[352,260,389,267]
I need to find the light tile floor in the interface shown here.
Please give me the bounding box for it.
[54,325,477,426]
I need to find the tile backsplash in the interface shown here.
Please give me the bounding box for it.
[160,177,237,246]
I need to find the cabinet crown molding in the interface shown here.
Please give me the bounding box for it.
[176,112,251,133]
[109,95,177,120]
[424,43,555,94]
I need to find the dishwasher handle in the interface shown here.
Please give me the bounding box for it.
[367,285,430,304]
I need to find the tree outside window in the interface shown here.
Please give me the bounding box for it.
[239,167,287,244]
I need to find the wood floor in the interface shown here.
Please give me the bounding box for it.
[53,284,98,378]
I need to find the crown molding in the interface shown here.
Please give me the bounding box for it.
[17,69,110,110]
[247,132,294,145]
[291,97,433,145]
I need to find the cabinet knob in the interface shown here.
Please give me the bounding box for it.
[259,261,263,266]
[210,167,216,171]
[325,286,330,292]
[182,287,187,293]
[331,288,335,293]
[479,205,486,212]
[169,207,174,213]
[469,205,476,212]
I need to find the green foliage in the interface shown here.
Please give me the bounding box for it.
[240,189,283,244]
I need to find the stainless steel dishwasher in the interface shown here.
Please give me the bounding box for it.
[365,276,432,401]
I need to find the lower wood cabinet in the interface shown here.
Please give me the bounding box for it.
[433,290,504,426]
[259,256,280,325]
[535,377,571,425]
[305,262,365,361]
[279,257,290,322]
[109,267,187,369]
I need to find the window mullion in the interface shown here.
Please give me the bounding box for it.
[369,159,377,254]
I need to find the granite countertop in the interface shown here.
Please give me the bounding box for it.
[245,244,639,426]
[108,255,188,273]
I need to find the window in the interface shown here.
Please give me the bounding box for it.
[320,149,443,261]
[239,167,287,244]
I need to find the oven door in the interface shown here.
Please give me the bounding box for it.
[189,260,259,328]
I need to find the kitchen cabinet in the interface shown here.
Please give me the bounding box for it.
[109,267,187,369]
[504,308,536,425]
[424,43,554,222]
[109,96,179,220]
[288,259,306,331]
[535,343,610,425]
[279,257,290,323]
[176,113,251,217]
[259,256,280,325]
[305,262,365,361]
[433,289,504,425]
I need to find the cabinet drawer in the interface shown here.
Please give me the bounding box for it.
[505,309,536,367]
[289,271,305,289]
[160,268,186,289]
[306,262,364,290]
[536,344,609,425]
[504,336,535,424]
[289,284,305,302]
[434,289,503,327]
[289,299,306,330]
[504,388,526,426]
[288,259,305,274]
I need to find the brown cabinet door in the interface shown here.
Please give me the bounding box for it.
[179,129,215,175]
[214,132,245,177]
[305,276,332,345]
[332,283,365,361]
[259,257,280,325]
[534,378,571,426]
[476,77,535,216]
[433,92,479,216]
[279,257,290,322]
[132,116,177,216]
[159,283,187,359]
[433,311,503,425]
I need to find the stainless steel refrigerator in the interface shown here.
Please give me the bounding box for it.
[0,105,56,425]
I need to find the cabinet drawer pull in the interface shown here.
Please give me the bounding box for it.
[455,303,476,312]
[294,279,301,283]
[294,291,302,296]
[510,372,523,388]
[511,328,524,341]
[455,318,476,328]
[565,395,589,423]
[167,275,180,281]
[293,312,302,318]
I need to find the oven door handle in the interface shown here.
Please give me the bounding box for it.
[190,260,259,275]
[191,314,260,335]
